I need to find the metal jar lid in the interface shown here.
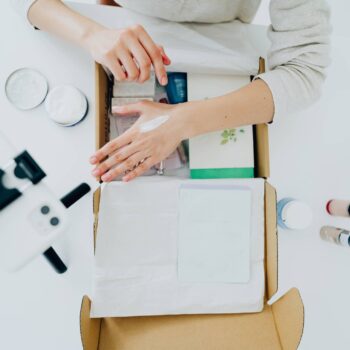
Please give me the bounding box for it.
[5,68,48,110]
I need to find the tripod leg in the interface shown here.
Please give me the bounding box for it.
[60,183,91,209]
[43,247,67,274]
[42,183,90,273]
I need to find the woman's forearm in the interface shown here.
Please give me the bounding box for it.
[28,0,102,47]
[27,0,170,84]
[181,79,274,139]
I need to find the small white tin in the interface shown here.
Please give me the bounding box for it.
[5,68,48,110]
[45,85,88,127]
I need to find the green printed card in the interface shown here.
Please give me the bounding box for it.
[188,74,255,179]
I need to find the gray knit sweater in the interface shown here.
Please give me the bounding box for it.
[12,0,331,120]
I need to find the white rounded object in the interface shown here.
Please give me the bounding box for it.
[282,201,313,230]
[45,85,88,126]
[5,68,48,110]
[339,233,350,247]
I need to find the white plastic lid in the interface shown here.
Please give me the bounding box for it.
[282,201,313,230]
[5,68,48,110]
[339,233,350,247]
[45,85,87,126]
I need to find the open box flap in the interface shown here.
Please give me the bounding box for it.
[80,290,303,350]
[80,297,102,350]
[80,295,281,350]
[70,3,266,76]
[271,288,305,350]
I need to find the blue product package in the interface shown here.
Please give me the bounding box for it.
[166,73,187,104]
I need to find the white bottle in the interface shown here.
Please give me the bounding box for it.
[277,198,313,230]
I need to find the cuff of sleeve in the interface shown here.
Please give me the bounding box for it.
[253,70,285,124]
[11,0,38,26]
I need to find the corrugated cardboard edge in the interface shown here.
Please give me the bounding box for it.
[93,63,110,248]
[255,57,270,179]
[80,297,102,350]
[272,288,305,350]
[265,182,278,299]
[95,63,110,151]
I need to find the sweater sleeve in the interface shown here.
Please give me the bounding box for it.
[9,0,38,23]
[255,0,331,121]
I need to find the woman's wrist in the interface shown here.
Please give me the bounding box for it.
[172,101,203,141]
[80,21,105,51]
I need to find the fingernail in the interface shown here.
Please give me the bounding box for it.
[101,173,111,182]
[92,168,100,176]
[162,54,171,65]
[161,75,168,86]
[122,175,130,182]
[90,156,97,164]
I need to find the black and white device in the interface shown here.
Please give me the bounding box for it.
[0,134,91,273]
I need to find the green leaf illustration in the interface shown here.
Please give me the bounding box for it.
[220,128,244,145]
[221,130,229,137]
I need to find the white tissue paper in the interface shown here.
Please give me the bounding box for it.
[91,177,265,317]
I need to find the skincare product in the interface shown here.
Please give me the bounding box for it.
[113,72,155,97]
[45,85,88,127]
[326,199,350,217]
[166,73,187,104]
[277,198,313,230]
[5,68,48,110]
[320,226,350,247]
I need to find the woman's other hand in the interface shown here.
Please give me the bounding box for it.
[83,24,171,85]
[90,100,188,182]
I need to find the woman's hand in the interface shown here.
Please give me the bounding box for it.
[28,1,170,84]
[83,24,171,85]
[90,101,188,182]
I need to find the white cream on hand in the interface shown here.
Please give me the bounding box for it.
[138,115,170,133]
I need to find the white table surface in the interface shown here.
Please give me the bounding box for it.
[1,2,350,349]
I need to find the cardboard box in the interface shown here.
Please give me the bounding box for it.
[80,60,304,350]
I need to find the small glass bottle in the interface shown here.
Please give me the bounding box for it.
[320,226,350,247]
